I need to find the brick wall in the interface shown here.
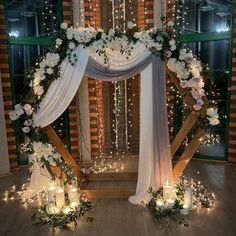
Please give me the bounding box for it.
[0,3,17,168]
[228,5,236,163]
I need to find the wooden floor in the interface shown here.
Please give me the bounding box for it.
[0,159,236,236]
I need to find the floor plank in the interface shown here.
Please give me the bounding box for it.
[0,160,236,236]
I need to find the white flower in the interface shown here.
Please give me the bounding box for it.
[193,104,202,111]
[180,80,188,88]
[197,99,204,106]
[46,68,53,75]
[23,104,33,116]
[206,107,218,117]
[45,53,60,68]
[34,85,44,96]
[165,51,172,58]
[134,32,141,39]
[209,117,220,126]
[22,126,31,133]
[9,111,20,121]
[155,43,162,51]
[66,28,74,38]
[169,39,176,46]
[167,21,174,27]
[23,119,33,126]
[56,38,62,46]
[108,28,115,37]
[39,60,46,69]
[61,22,68,30]
[139,31,151,44]
[127,21,134,29]
[34,75,41,85]
[69,42,76,50]
[15,104,24,116]
[92,39,104,51]
[170,45,176,51]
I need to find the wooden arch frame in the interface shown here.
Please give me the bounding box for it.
[43,68,208,184]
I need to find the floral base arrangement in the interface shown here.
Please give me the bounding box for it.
[2,180,93,229]
[32,196,93,228]
[147,177,215,226]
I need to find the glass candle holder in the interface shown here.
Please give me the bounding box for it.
[183,177,193,210]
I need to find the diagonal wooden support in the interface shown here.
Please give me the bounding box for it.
[173,129,206,182]
[170,111,198,157]
[43,125,81,180]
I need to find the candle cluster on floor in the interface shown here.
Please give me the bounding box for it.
[147,176,216,225]
[2,179,93,228]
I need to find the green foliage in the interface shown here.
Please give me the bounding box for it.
[32,199,93,228]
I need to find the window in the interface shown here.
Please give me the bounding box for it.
[176,0,232,160]
[5,0,70,164]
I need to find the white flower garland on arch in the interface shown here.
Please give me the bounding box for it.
[9,21,220,184]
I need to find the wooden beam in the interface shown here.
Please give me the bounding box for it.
[173,129,206,181]
[170,111,198,157]
[43,125,81,179]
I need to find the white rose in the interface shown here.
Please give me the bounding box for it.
[46,68,53,75]
[15,104,24,116]
[34,85,44,96]
[23,104,33,115]
[39,60,46,69]
[165,51,172,58]
[167,21,174,27]
[56,38,62,46]
[170,45,176,51]
[9,111,20,121]
[67,32,73,40]
[193,104,202,111]
[23,119,33,126]
[127,21,134,29]
[209,117,220,126]
[169,39,176,46]
[69,42,76,50]
[180,80,188,88]
[61,22,68,30]
[134,32,141,39]
[22,126,31,133]
[34,75,41,85]
[206,107,218,117]
[108,28,115,37]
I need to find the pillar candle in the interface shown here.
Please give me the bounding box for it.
[184,187,193,209]
[163,180,173,200]
[55,188,65,210]
[68,188,78,203]
[48,187,56,203]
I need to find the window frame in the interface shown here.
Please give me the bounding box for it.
[4,0,71,165]
[175,0,233,161]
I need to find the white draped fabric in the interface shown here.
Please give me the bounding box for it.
[33,44,173,204]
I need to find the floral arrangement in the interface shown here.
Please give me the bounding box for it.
[147,178,215,225]
[32,195,93,228]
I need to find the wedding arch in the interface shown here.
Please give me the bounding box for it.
[9,21,219,204]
